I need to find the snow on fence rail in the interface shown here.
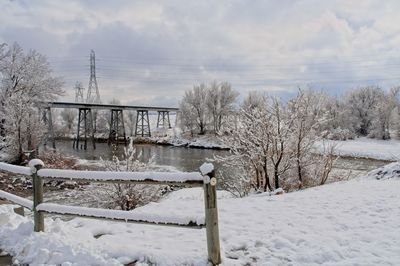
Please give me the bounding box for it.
[38,168,204,186]
[0,162,32,175]
[0,159,221,265]
[0,190,33,210]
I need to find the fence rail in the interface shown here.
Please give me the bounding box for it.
[0,160,221,265]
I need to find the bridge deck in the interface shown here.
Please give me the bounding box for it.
[44,101,179,112]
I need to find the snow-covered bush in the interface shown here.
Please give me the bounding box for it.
[321,128,356,140]
[101,139,163,210]
[214,154,253,197]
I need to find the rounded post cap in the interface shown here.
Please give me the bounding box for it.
[29,159,45,173]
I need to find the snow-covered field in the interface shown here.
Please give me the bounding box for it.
[1,165,400,265]
[316,137,400,161]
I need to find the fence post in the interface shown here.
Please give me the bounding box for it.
[200,163,221,265]
[29,159,45,232]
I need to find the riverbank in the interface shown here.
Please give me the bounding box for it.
[55,134,230,150]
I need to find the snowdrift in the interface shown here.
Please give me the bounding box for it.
[365,162,400,180]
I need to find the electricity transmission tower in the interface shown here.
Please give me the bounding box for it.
[86,50,101,104]
[74,81,85,103]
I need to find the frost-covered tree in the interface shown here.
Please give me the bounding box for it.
[217,92,271,193]
[219,93,294,192]
[180,81,238,135]
[180,83,208,134]
[0,43,63,162]
[60,108,76,135]
[318,94,356,140]
[287,89,324,186]
[267,97,293,189]
[179,102,197,136]
[344,86,385,136]
[206,81,238,133]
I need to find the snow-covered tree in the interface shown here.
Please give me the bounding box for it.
[0,42,63,162]
[206,81,238,133]
[344,86,385,136]
[287,89,324,186]
[60,108,76,135]
[217,92,271,193]
[267,97,293,189]
[180,83,208,134]
[219,93,294,192]
[180,81,238,135]
[318,94,356,140]
[179,101,197,136]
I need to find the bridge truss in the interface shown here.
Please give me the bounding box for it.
[41,102,178,150]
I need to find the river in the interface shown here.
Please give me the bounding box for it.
[48,140,389,174]
[45,140,228,172]
[37,140,390,209]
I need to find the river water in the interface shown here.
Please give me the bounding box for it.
[37,140,390,209]
[46,140,228,172]
[47,140,390,177]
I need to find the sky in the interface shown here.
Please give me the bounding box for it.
[1,0,400,107]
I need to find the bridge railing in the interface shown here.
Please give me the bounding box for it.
[0,160,221,265]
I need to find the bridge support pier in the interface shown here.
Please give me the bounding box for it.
[108,109,127,146]
[74,108,96,150]
[135,110,151,137]
[42,107,56,149]
[156,111,171,128]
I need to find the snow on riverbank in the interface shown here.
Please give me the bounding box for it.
[315,137,400,161]
[1,166,400,265]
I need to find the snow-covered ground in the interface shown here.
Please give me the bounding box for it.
[316,137,400,161]
[1,163,400,265]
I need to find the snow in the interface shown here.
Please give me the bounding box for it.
[166,135,229,150]
[36,203,205,226]
[315,137,400,161]
[0,162,32,175]
[1,170,400,265]
[364,162,400,180]
[38,169,203,183]
[28,159,45,172]
[0,190,32,209]
[199,163,214,176]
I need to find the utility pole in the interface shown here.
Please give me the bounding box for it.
[85,50,101,133]
[74,81,85,103]
[86,50,101,104]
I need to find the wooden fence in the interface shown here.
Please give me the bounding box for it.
[0,160,221,265]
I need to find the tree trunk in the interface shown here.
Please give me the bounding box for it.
[263,158,271,192]
[274,165,279,189]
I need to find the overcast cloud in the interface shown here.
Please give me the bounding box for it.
[1,0,400,106]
